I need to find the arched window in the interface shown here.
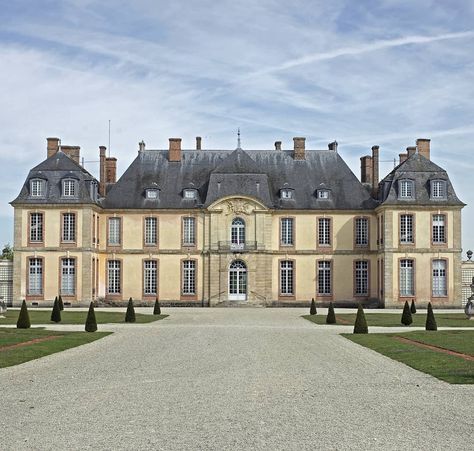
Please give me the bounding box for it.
[229,260,247,301]
[231,218,245,250]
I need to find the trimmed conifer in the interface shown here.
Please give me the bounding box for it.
[310,298,317,315]
[85,302,97,332]
[326,302,336,324]
[153,298,161,315]
[16,300,31,329]
[401,300,413,326]
[58,295,64,311]
[410,299,416,314]
[425,302,437,331]
[125,297,136,323]
[353,304,368,334]
[51,297,61,323]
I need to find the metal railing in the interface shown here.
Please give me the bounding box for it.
[216,241,260,252]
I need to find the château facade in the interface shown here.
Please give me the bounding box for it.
[11,135,464,307]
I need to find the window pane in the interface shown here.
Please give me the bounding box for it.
[318,218,331,246]
[355,261,369,296]
[144,260,157,295]
[62,213,76,242]
[108,218,121,245]
[355,218,369,246]
[61,258,75,295]
[28,258,43,295]
[31,179,45,197]
[400,259,414,296]
[432,214,446,243]
[432,260,447,296]
[400,215,414,244]
[30,213,43,242]
[182,260,196,294]
[317,261,331,295]
[107,260,121,294]
[280,260,294,295]
[145,217,157,245]
[281,218,293,245]
[63,180,76,197]
[183,217,195,245]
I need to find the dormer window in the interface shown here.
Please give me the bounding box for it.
[183,189,197,199]
[280,189,293,199]
[431,180,447,200]
[317,190,329,199]
[30,178,45,197]
[145,189,159,199]
[399,179,414,199]
[62,179,77,198]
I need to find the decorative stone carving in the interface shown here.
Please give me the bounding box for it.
[224,199,254,216]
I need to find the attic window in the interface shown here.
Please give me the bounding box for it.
[430,180,447,200]
[62,179,77,197]
[30,179,46,197]
[280,189,293,199]
[399,179,414,199]
[145,189,159,199]
[317,190,329,199]
[183,189,197,199]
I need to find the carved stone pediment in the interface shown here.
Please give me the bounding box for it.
[209,197,265,215]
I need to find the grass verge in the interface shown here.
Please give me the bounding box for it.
[0,328,111,369]
[343,330,474,384]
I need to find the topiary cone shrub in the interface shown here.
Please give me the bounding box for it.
[153,298,161,315]
[310,298,317,315]
[401,300,413,326]
[51,297,61,323]
[17,300,31,329]
[58,295,64,311]
[125,297,136,323]
[410,299,416,314]
[326,302,336,324]
[425,302,437,331]
[353,304,368,334]
[85,302,97,332]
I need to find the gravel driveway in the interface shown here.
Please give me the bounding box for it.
[1,308,472,450]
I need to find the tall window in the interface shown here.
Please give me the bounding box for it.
[431,180,446,199]
[144,217,158,246]
[62,213,76,242]
[28,258,43,295]
[280,260,294,295]
[432,214,446,244]
[183,217,196,246]
[355,217,369,247]
[30,213,44,243]
[399,180,414,199]
[355,261,369,296]
[108,217,121,245]
[317,261,331,295]
[144,260,158,295]
[432,260,447,296]
[400,214,414,244]
[61,258,75,295]
[280,218,294,246]
[107,260,121,294]
[400,259,414,296]
[318,218,331,246]
[231,218,245,248]
[182,260,196,295]
[62,179,77,197]
[30,179,45,197]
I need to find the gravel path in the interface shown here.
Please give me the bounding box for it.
[1,308,472,450]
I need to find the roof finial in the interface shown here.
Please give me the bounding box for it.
[237,128,241,149]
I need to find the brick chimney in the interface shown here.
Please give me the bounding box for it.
[196,136,202,150]
[407,146,416,158]
[169,138,182,162]
[105,157,117,184]
[416,138,430,160]
[274,141,282,151]
[399,153,408,164]
[47,137,60,158]
[293,137,306,160]
[61,145,80,164]
[99,146,107,196]
[360,156,373,184]
[371,145,379,196]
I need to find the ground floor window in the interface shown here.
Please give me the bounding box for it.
[400,259,414,296]
[28,258,43,295]
[61,258,75,295]
[107,260,121,294]
[280,260,294,295]
[317,261,331,295]
[144,260,158,295]
[432,259,447,296]
[182,260,196,295]
[355,260,369,296]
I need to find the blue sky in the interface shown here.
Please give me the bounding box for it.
[1,0,474,254]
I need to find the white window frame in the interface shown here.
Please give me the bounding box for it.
[183,189,197,199]
[355,260,369,296]
[432,214,446,244]
[280,218,294,246]
[145,189,159,199]
[107,260,121,294]
[182,260,196,295]
[108,217,121,246]
[318,190,329,199]
[318,218,331,246]
[280,260,294,296]
[62,179,77,198]
[144,217,158,246]
[399,179,414,199]
[183,217,196,246]
[62,213,76,242]
[355,217,369,247]
[28,258,43,295]
[29,212,44,242]
[231,218,245,249]
[61,258,75,296]
[431,180,446,199]
[30,179,45,197]
[432,260,447,297]
[400,214,414,244]
[280,189,293,199]
[400,259,414,296]
[144,260,158,295]
[317,261,331,295]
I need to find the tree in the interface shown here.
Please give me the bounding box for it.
[326,302,336,324]
[125,297,136,323]
[353,304,368,334]
[153,298,161,315]
[309,298,317,315]
[1,244,13,260]
[85,302,97,332]
[51,297,61,323]
[16,300,31,329]
[58,295,64,311]
[425,302,437,331]
[401,300,413,326]
[410,299,416,314]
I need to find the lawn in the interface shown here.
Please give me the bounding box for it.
[0,328,111,368]
[344,330,474,384]
[303,312,474,328]
[0,309,168,325]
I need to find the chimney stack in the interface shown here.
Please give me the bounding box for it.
[274,141,282,151]
[169,138,182,162]
[99,146,107,196]
[371,145,380,196]
[293,137,306,160]
[328,141,338,152]
[47,137,60,158]
[416,138,430,160]
[105,157,117,184]
[399,153,408,164]
[61,145,81,164]
[407,146,416,158]
[138,141,146,153]
[360,156,373,184]
[196,136,202,150]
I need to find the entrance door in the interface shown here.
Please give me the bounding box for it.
[229,260,247,301]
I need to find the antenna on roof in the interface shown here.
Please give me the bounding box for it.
[237,128,241,149]
[108,120,111,158]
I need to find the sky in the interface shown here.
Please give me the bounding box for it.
[1,0,474,255]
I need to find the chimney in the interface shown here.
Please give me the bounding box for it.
[47,137,60,158]
[293,137,306,160]
[169,138,182,162]
[360,156,373,184]
[399,153,408,164]
[407,146,416,158]
[274,141,282,151]
[328,141,338,152]
[371,145,379,196]
[138,141,146,153]
[61,145,81,165]
[196,136,202,150]
[99,146,107,196]
[105,157,117,184]
[416,138,430,160]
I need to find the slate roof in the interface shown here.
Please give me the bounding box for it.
[11,151,99,205]
[377,153,464,206]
